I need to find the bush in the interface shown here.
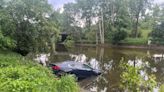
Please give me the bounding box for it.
[111,30,127,44]
[64,36,75,47]
[0,66,79,92]
[0,50,79,92]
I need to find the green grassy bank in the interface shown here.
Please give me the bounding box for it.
[0,49,79,92]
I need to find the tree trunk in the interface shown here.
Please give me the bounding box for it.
[99,18,102,44]
[50,34,56,54]
[101,12,105,44]
[133,0,142,38]
[96,28,98,45]
[99,9,105,44]
[134,15,139,38]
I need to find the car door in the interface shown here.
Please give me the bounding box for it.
[69,64,95,79]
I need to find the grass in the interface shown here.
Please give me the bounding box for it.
[122,38,147,45]
[0,49,79,92]
[122,29,152,45]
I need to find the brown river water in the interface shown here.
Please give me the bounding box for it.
[31,44,164,92]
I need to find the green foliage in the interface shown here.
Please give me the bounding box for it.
[160,84,164,92]
[64,36,75,48]
[0,66,79,92]
[0,7,16,49]
[128,0,152,37]
[0,0,60,54]
[120,63,141,91]
[151,22,164,45]
[0,52,26,67]
[111,30,127,44]
[121,29,151,45]
[0,30,16,49]
[122,38,147,45]
[85,30,96,42]
[61,0,159,45]
[56,75,79,92]
[0,50,79,92]
[140,29,152,39]
[119,59,157,92]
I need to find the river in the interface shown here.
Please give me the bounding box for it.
[33,44,164,92]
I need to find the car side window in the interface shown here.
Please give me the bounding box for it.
[82,64,93,70]
[70,64,75,67]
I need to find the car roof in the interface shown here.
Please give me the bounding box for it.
[55,60,93,70]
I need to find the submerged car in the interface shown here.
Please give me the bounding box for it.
[49,61,101,79]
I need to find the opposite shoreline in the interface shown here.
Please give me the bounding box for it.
[75,44,164,51]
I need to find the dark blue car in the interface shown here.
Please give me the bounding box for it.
[49,61,101,79]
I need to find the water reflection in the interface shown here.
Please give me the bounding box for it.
[120,59,158,91]
[152,54,164,63]
[70,54,87,63]
[69,54,100,70]
[29,45,164,92]
[83,57,160,92]
[88,58,99,70]
[127,58,150,68]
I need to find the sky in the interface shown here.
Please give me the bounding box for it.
[48,0,75,9]
[154,0,164,4]
[48,0,164,9]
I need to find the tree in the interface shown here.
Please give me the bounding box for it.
[0,0,16,49]
[129,0,151,38]
[61,0,156,45]
[0,0,60,55]
[96,0,129,44]
[151,21,164,44]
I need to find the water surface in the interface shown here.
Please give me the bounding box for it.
[49,45,164,92]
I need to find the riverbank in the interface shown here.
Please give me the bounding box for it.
[75,44,164,51]
[0,49,79,92]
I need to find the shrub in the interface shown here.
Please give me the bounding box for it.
[0,50,79,92]
[0,66,79,92]
[111,30,127,44]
